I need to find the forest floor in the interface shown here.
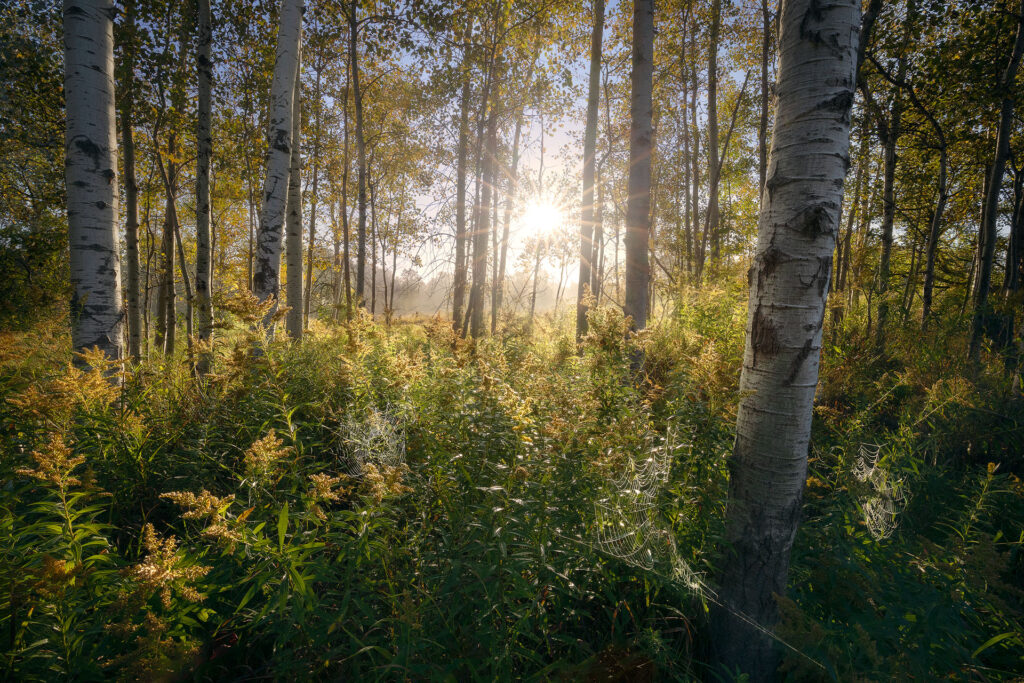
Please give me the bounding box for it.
[1,286,1022,681]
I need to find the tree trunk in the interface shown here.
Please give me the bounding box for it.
[624,0,653,336]
[304,64,321,330]
[470,107,496,338]
[576,0,605,340]
[341,57,352,322]
[253,0,302,331]
[922,146,948,330]
[712,1,860,678]
[370,176,377,315]
[970,0,1024,362]
[349,1,368,309]
[64,0,124,365]
[831,140,863,341]
[195,0,214,368]
[758,0,771,199]
[452,55,471,332]
[119,0,142,361]
[155,136,177,356]
[286,47,304,341]
[706,0,722,266]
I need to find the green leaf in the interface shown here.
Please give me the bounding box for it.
[972,631,1019,659]
[277,502,288,551]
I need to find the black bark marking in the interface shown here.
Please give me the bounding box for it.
[784,337,814,386]
[817,90,853,114]
[73,136,103,169]
[765,171,793,199]
[95,201,107,209]
[798,255,832,296]
[751,305,781,369]
[799,0,843,54]
[271,128,290,153]
[791,203,833,238]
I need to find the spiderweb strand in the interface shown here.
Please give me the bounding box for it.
[344,405,407,473]
[854,443,908,540]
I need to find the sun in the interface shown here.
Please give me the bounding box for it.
[517,199,565,238]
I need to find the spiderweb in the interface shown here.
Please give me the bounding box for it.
[343,405,407,473]
[853,443,908,540]
[592,428,701,590]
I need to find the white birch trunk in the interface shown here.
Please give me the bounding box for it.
[623,0,653,335]
[253,0,303,328]
[713,0,860,678]
[286,45,303,341]
[576,0,604,340]
[64,0,124,363]
[195,0,214,355]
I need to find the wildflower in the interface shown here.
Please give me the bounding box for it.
[31,554,86,600]
[16,434,85,491]
[160,490,234,521]
[161,490,241,547]
[127,524,211,609]
[360,463,412,503]
[307,473,353,520]
[243,429,294,481]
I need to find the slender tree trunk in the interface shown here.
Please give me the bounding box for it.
[370,177,377,315]
[253,0,303,332]
[593,176,605,302]
[758,0,771,199]
[831,142,863,341]
[341,57,352,322]
[119,0,142,361]
[529,243,542,324]
[970,0,1024,362]
[470,107,497,338]
[194,0,214,369]
[349,2,368,309]
[706,0,722,266]
[922,146,948,329]
[64,0,124,365]
[452,56,471,332]
[624,0,654,337]
[304,64,321,330]
[170,196,194,358]
[156,137,177,356]
[1005,166,1024,296]
[286,47,304,341]
[712,1,860,678]
[577,0,605,340]
[689,54,702,284]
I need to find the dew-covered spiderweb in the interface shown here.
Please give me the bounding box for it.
[343,405,407,473]
[592,426,701,591]
[853,443,908,540]
[589,427,829,672]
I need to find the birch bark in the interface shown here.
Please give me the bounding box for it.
[713,0,860,678]
[64,0,124,363]
[253,0,303,329]
[195,0,214,355]
[286,46,303,341]
[623,0,653,335]
[576,0,604,341]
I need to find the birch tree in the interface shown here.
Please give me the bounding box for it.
[118,0,142,361]
[253,0,303,326]
[576,0,604,341]
[712,0,860,678]
[969,0,1024,362]
[195,0,214,363]
[286,44,303,341]
[64,0,124,363]
[623,0,653,336]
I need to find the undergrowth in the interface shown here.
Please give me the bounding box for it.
[0,290,1021,680]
